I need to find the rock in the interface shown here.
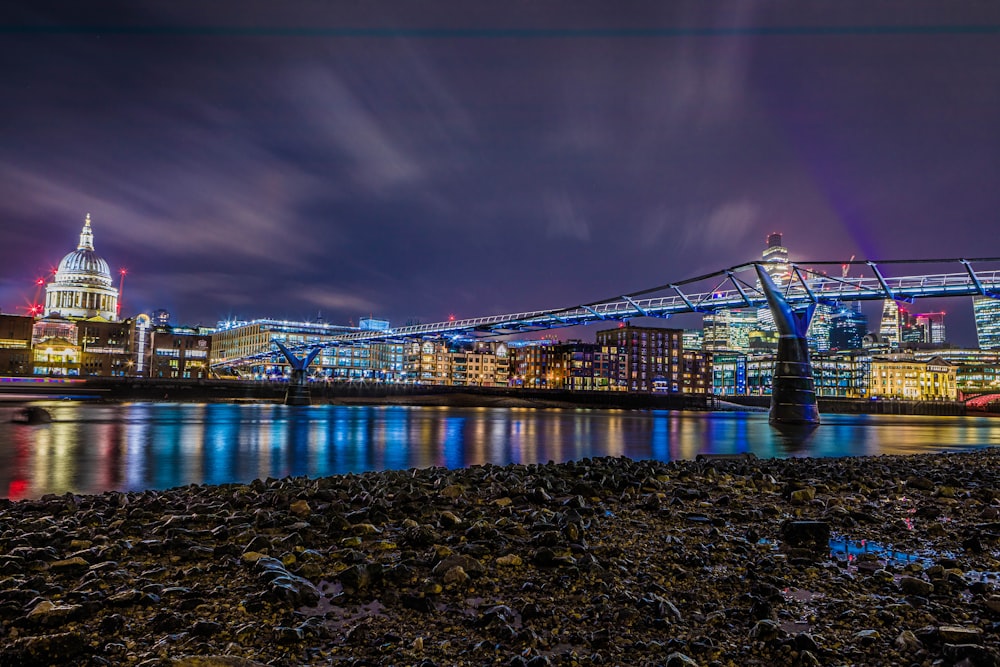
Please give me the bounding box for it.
[288,500,311,517]
[938,625,983,643]
[496,554,523,567]
[941,643,999,664]
[443,565,469,585]
[26,600,83,626]
[906,476,935,490]
[854,629,880,645]
[48,556,90,571]
[780,520,830,551]
[172,657,270,666]
[899,576,934,596]
[665,652,699,667]
[1,631,89,664]
[432,554,484,578]
[439,484,464,499]
[790,487,816,504]
[439,511,462,527]
[895,630,922,652]
[749,619,781,642]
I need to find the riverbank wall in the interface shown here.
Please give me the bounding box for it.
[0,377,971,415]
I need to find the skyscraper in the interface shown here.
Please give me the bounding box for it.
[879,299,902,347]
[829,302,868,350]
[761,232,789,284]
[974,297,1000,350]
[915,312,946,345]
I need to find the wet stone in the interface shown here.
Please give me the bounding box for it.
[780,520,830,551]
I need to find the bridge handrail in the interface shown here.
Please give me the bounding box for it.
[213,258,1000,366]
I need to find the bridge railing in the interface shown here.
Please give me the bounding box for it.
[214,258,1000,366]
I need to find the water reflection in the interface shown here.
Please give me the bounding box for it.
[1,403,999,499]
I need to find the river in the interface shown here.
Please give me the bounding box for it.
[2,401,999,499]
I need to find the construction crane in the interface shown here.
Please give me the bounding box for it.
[842,255,855,279]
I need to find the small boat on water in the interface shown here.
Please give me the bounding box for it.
[10,406,52,424]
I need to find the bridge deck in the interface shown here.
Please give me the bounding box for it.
[216,257,1000,366]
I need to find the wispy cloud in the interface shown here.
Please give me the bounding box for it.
[545,192,591,241]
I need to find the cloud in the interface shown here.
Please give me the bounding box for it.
[681,200,759,251]
[545,192,591,241]
[295,287,379,316]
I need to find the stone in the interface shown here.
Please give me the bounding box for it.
[780,520,830,551]
[443,565,469,585]
[895,630,922,652]
[496,554,523,567]
[790,487,816,504]
[899,576,934,596]
[288,500,311,517]
[665,652,699,667]
[938,625,983,643]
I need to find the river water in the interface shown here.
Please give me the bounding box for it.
[2,401,999,499]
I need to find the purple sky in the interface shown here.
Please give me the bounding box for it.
[1,2,998,345]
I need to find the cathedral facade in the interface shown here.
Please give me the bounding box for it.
[43,214,119,321]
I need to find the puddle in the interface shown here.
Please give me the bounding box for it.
[828,537,937,568]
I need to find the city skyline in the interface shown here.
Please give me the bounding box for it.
[1,2,999,345]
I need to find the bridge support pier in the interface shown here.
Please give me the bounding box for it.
[275,341,321,406]
[755,265,821,426]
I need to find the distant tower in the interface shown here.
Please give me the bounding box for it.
[758,233,790,332]
[879,299,902,348]
[915,312,946,345]
[973,297,1000,350]
[761,232,790,284]
[44,214,120,321]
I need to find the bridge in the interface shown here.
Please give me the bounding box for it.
[216,257,1000,420]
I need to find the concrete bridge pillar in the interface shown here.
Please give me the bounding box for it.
[754,264,821,426]
[275,341,321,406]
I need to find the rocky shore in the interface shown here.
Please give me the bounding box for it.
[2,450,1000,666]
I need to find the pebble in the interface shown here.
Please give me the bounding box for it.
[1,451,1000,666]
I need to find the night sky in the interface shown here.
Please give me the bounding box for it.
[1,2,998,345]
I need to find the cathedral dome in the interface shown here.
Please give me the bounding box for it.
[53,214,113,287]
[43,214,120,321]
[56,249,112,286]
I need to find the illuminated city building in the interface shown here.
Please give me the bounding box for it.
[869,354,957,401]
[703,308,758,352]
[680,350,713,393]
[682,329,703,351]
[807,303,834,352]
[405,340,452,384]
[596,324,689,392]
[879,300,903,347]
[456,341,509,387]
[509,340,599,390]
[43,214,120,321]
[78,318,136,376]
[147,327,213,379]
[508,340,563,389]
[761,232,790,284]
[915,312,946,345]
[31,315,80,375]
[0,313,34,375]
[974,297,1000,350]
[210,318,357,376]
[711,352,747,396]
[829,302,868,350]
